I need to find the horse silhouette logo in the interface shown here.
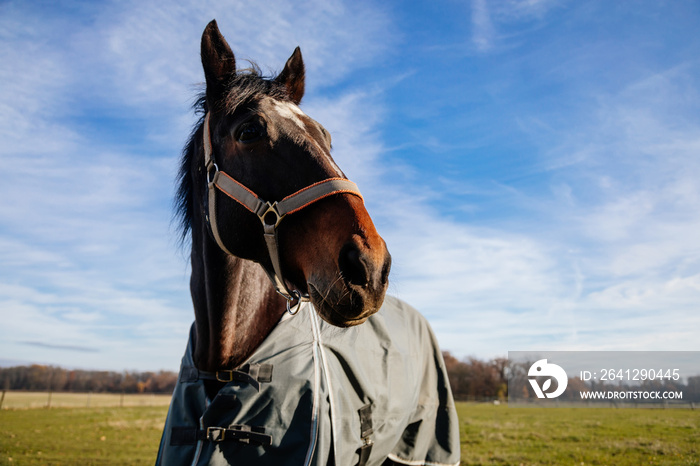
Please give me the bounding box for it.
[528,359,568,399]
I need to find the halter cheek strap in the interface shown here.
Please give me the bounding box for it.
[202,113,364,309]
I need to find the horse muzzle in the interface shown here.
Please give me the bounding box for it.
[308,238,391,327]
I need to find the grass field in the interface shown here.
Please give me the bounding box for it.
[457,403,700,465]
[0,405,168,465]
[1,395,699,465]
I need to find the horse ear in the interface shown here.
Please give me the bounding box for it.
[276,47,305,105]
[201,20,236,105]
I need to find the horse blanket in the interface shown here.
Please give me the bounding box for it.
[156,295,460,465]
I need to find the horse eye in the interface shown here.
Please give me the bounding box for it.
[237,122,265,143]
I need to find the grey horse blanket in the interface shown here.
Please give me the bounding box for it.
[156,295,460,465]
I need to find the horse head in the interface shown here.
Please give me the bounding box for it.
[195,20,391,327]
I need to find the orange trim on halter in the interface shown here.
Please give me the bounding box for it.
[281,177,357,202]
[284,188,364,216]
[214,171,261,214]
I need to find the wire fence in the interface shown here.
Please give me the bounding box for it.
[0,390,172,410]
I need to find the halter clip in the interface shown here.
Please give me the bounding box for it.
[285,290,303,315]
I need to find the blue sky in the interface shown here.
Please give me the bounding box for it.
[2,0,700,371]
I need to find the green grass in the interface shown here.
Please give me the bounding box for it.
[457,402,700,465]
[1,396,699,465]
[0,404,169,465]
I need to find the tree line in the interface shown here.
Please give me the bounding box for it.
[3,356,699,402]
[2,356,507,398]
[442,352,509,401]
[0,365,177,394]
[3,356,508,398]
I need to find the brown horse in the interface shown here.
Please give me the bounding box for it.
[158,20,459,466]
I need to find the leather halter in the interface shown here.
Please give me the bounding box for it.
[202,112,363,311]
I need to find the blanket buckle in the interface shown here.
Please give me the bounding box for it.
[207,427,226,442]
[215,370,234,382]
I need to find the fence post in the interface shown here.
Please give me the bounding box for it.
[47,367,53,408]
[0,390,5,410]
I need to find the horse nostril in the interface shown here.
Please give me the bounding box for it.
[381,252,392,287]
[339,243,369,287]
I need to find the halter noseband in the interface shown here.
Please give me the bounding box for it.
[202,112,363,313]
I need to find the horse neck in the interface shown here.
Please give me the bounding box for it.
[189,221,286,371]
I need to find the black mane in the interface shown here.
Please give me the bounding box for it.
[174,67,290,244]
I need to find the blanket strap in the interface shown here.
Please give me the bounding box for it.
[170,425,272,447]
[179,363,273,391]
[357,404,374,466]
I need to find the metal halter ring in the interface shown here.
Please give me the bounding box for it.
[259,203,284,229]
[206,162,219,184]
[286,290,303,315]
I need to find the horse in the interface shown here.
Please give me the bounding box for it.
[156,20,460,466]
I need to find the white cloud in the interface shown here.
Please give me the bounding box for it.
[469,0,560,53]
[490,62,700,356]
[471,0,496,52]
[71,0,395,112]
[492,0,561,21]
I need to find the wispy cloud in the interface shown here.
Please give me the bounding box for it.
[469,0,560,53]
[21,341,100,353]
[471,0,496,52]
[458,61,700,356]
